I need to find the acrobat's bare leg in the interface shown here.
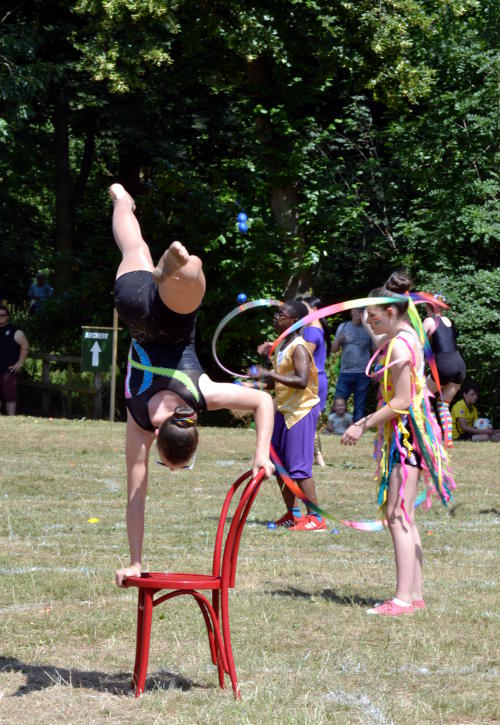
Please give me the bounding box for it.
[110,184,155,279]
[153,242,206,314]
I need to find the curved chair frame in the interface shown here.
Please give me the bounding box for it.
[124,468,266,698]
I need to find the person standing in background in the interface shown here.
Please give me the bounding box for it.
[0,304,29,415]
[332,308,372,422]
[300,296,331,466]
[423,295,466,448]
[28,271,53,315]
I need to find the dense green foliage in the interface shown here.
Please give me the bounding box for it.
[1,1,498,413]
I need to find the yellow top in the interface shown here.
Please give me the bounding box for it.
[274,336,319,429]
[451,399,477,439]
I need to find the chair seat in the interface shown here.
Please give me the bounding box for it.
[125,572,222,590]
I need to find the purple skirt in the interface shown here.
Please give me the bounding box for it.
[271,404,320,480]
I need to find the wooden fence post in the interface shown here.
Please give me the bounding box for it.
[42,358,50,415]
[94,372,102,419]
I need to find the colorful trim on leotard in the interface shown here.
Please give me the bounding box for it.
[127,340,200,402]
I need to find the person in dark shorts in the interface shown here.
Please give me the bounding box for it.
[0,305,29,415]
[423,296,466,448]
[109,184,274,587]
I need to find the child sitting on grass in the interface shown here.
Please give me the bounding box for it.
[451,381,500,442]
[325,398,353,435]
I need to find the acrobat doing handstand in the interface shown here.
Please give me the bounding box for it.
[109,184,274,587]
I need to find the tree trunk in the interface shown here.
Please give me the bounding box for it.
[53,94,74,293]
[246,56,310,298]
[269,186,311,297]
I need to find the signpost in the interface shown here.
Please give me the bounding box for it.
[81,328,113,372]
[81,317,120,421]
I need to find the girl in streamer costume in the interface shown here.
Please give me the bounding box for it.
[110,184,274,587]
[341,272,455,616]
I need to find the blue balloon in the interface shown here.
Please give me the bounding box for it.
[237,212,248,223]
[267,522,277,529]
[238,221,248,233]
[249,365,258,376]
[237,293,247,304]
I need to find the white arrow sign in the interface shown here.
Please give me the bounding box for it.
[90,341,102,367]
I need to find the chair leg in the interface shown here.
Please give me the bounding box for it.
[194,596,218,665]
[131,588,146,690]
[210,590,225,687]
[133,588,154,697]
[191,593,229,689]
[220,588,240,699]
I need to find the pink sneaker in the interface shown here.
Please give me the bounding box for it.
[274,511,301,528]
[413,598,426,610]
[289,514,327,531]
[367,599,414,616]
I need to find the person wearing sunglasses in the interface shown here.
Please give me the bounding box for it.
[0,304,29,415]
[109,184,274,587]
[249,301,327,531]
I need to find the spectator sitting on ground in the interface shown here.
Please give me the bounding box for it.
[325,398,353,435]
[28,271,53,315]
[451,381,500,442]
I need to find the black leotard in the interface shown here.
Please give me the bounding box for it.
[114,271,207,431]
[429,317,466,385]
[114,270,197,345]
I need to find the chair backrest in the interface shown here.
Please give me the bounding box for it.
[212,468,266,588]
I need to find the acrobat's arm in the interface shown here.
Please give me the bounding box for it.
[115,413,154,587]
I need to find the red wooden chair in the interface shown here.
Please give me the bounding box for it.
[123,468,266,698]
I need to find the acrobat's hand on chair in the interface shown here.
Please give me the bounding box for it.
[115,563,142,587]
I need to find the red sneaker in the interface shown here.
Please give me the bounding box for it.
[274,511,301,528]
[367,599,414,616]
[413,598,426,610]
[289,514,327,531]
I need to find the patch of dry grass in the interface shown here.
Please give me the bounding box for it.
[0,416,499,724]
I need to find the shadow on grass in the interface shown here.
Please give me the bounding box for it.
[265,586,379,607]
[0,656,209,697]
[479,507,500,516]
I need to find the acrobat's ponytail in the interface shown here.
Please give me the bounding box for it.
[157,406,199,465]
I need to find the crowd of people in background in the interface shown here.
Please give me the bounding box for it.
[2,261,498,450]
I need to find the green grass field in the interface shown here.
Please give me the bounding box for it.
[0,416,499,724]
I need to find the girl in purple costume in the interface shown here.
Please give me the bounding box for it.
[249,301,326,531]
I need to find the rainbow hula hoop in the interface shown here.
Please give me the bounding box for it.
[267,292,447,395]
[212,298,282,378]
[267,292,447,357]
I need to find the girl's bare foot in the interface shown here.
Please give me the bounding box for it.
[109,183,136,211]
[153,241,190,281]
